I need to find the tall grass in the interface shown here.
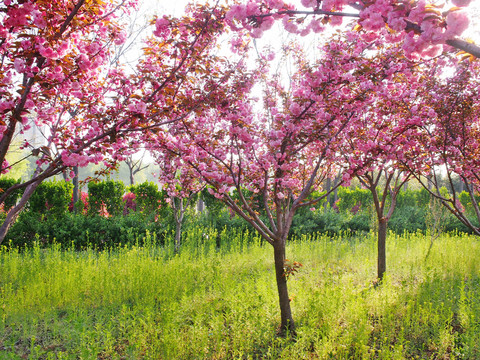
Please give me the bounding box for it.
[0,229,479,359]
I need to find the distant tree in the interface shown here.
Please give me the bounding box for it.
[148,33,418,334]
[153,151,205,252]
[405,58,480,235]
[124,151,150,186]
[337,50,426,279]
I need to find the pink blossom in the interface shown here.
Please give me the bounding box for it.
[301,0,316,6]
[309,19,325,33]
[445,11,469,38]
[282,17,298,33]
[330,16,343,26]
[25,99,35,109]
[114,31,127,45]
[14,58,26,73]
[1,160,9,174]
[421,44,443,58]
[154,17,170,37]
[37,45,56,59]
[451,0,472,6]
[33,10,47,28]
[0,100,14,112]
[289,102,302,116]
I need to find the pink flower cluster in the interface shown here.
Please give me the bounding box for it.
[225,0,474,58]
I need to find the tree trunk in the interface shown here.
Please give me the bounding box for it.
[377,218,388,280]
[129,171,134,187]
[174,219,182,252]
[273,240,295,335]
[197,197,205,213]
[0,180,41,244]
[324,178,331,211]
[333,174,340,203]
[72,166,79,212]
[173,197,184,253]
[126,160,134,186]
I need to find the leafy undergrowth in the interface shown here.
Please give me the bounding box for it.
[0,231,479,359]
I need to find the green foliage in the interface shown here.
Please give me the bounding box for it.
[342,213,371,233]
[4,138,29,179]
[459,190,480,217]
[201,187,226,214]
[395,188,429,208]
[231,188,265,212]
[1,233,480,359]
[0,177,23,210]
[5,182,480,251]
[291,209,354,238]
[389,205,427,233]
[28,180,73,216]
[88,180,125,216]
[7,212,170,249]
[195,207,254,243]
[129,181,166,215]
[336,187,372,213]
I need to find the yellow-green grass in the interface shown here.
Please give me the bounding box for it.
[0,230,479,359]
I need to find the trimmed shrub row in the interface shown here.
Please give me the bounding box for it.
[1,178,478,248]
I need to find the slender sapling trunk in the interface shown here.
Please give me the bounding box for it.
[273,239,295,335]
[377,217,388,280]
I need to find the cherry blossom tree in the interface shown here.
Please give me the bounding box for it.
[337,51,429,279]
[0,0,138,241]
[0,1,234,243]
[356,169,411,279]
[124,151,149,186]
[404,57,480,235]
[153,150,205,252]
[225,0,479,58]
[148,32,419,333]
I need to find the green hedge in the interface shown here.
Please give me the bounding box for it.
[129,181,166,215]
[28,180,73,216]
[4,181,479,249]
[336,187,372,213]
[88,180,125,217]
[7,212,170,250]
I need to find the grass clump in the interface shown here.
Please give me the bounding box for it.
[0,230,479,359]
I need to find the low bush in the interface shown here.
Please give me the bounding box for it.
[6,212,170,250]
[88,180,125,217]
[28,180,73,216]
[129,181,166,215]
[389,205,427,233]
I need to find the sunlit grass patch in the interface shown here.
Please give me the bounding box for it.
[0,230,479,358]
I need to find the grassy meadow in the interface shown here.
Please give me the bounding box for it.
[0,230,480,359]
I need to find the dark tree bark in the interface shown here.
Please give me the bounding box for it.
[72,166,79,212]
[358,170,407,281]
[324,177,331,211]
[0,180,41,242]
[377,218,388,280]
[273,240,295,335]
